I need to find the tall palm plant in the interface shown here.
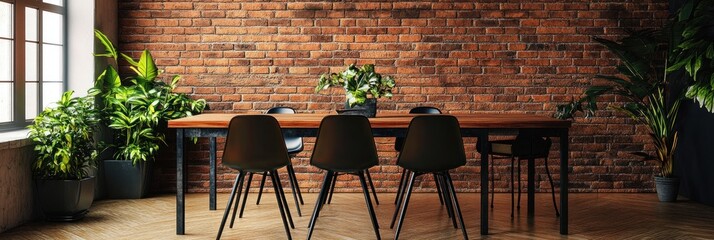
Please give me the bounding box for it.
[555,30,683,178]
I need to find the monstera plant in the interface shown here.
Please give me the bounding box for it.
[93,30,206,198]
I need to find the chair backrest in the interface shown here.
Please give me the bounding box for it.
[266,107,304,154]
[310,115,379,172]
[221,115,291,172]
[397,115,466,172]
[512,134,552,157]
[394,107,442,152]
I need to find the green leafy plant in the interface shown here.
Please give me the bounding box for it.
[93,30,206,165]
[667,0,714,112]
[554,30,682,178]
[315,64,396,107]
[28,91,100,180]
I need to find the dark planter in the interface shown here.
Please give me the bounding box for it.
[655,176,680,202]
[339,98,377,118]
[35,176,96,221]
[103,160,151,199]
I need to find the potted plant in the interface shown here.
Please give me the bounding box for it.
[555,0,713,202]
[28,91,100,220]
[315,64,395,117]
[93,30,206,198]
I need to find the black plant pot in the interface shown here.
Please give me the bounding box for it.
[339,98,377,118]
[655,176,680,202]
[35,176,96,221]
[103,160,151,199]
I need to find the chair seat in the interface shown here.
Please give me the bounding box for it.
[477,138,550,158]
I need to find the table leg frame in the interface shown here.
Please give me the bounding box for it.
[560,129,569,235]
[209,137,217,211]
[479,131,489,235]
[176,129,185,235]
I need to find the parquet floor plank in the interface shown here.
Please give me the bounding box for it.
[2,193,714,239]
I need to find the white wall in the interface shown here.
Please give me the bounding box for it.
[66,0,95,95]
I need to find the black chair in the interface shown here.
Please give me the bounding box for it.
[393,107,443,206]
[391,115,468,240]
[216,115,293,240]
[238,107,305,218]
[307,115,381,240]
[477,134,559,218]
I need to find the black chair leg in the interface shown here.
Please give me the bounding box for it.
[366,169,380,205]
[394,168,407,205]
[434,173,445,206]
[216,171,243,240]
[256,172,267,205]
[327,174,337,204]
[440,174,457,228]
[269,170,293,240]
[390,170,408,229]
[239,172,254,218]
[284,166,302,217]
[273,171,295,228]
[544,155,560,217]
[444,172,469,240]
[359,171,382,240]
[229,171,246,228]
[438,174,455,220]
[307,171,334,239]
[394,172,416,240]
[287,164,305,205]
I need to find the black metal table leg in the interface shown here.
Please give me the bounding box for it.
[528,157,535,219]
[560,129,569,235]
[210,137,217,211]
[479,131,489,235]
[176,129,185,235]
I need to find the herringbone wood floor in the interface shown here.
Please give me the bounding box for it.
[2,193,714,239]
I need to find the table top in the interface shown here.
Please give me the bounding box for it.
[168,113,571,129]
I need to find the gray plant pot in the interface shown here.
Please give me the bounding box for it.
[103,160,151,199]
[339,98,377,118]
[655,176,680,202]
[35,176,96,221]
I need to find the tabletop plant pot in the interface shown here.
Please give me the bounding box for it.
[339,98,377,118]
[655,176,680,202]
[102,160,151,199]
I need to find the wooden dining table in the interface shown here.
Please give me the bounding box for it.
[167,113,571,236]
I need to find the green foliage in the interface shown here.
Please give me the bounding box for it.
[92,30,206,165]
[315,64,396,107]
[667,0,714,112]
[554,29,682,178]
[28,91,100,180]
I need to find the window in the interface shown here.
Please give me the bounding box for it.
[0,0,65,131]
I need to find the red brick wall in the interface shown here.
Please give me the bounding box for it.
[117,1,669,194]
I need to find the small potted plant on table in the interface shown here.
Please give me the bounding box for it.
[28,91,100,221]
[315,64,395,117]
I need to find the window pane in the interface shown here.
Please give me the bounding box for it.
[42,11,62,44]
[42,43,62,82]
[26,8,38,41]
[43,0,63,7]
[42,82,62,109]
[26,42,37,82]
[0,39,11,81]
[0,2,11,38]
[25,82,37,120]
[0,82,11,122]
